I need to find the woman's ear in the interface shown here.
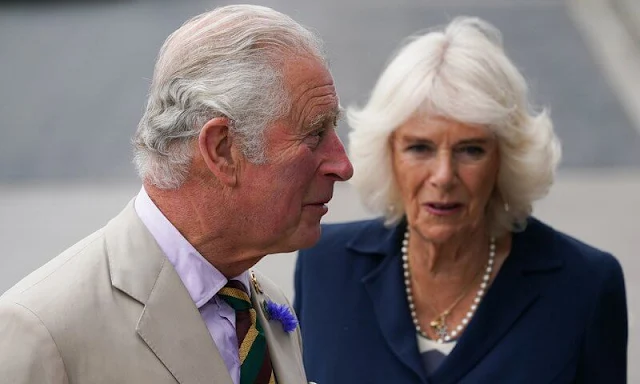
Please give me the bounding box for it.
[198,117,238,186]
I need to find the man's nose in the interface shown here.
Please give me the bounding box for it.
[322,130,354,181]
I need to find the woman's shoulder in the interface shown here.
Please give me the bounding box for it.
[295,218,395,286]
[320,217,389,238]
[521,217,623,279]
[298,217,392,257]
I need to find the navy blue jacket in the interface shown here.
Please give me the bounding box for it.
[294,217,627,384]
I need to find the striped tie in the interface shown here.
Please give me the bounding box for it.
[218,280,276,384]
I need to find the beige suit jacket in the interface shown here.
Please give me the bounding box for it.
[0,201,308,384]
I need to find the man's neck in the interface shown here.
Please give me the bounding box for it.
[143,181,264,278]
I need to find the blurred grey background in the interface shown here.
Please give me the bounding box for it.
[1,0,638,380]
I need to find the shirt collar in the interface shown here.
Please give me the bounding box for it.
[134,187,250,308]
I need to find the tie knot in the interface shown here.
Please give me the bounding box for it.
[218,280,252,311]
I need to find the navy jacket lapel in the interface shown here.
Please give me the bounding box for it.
[348,218,564,384]
[350,220,429,384]
[430,223,564,384]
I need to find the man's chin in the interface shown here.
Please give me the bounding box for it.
[264,222,322,254]
[289,225,322,251]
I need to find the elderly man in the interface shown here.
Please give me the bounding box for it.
[0,5,352,384]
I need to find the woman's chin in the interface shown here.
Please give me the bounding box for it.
[413,224,462,244]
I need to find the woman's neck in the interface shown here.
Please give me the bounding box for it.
[407,227,490,281]
[406,225,512,340]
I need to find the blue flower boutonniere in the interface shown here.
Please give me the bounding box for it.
[263,299,298,333]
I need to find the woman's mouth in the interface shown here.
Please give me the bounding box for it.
[424,202,463,216]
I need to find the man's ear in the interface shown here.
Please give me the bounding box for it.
[198,117,238,186]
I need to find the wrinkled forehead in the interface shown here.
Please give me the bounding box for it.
[280,55,338,121]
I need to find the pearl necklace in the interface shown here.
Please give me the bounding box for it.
[402,230,496,343]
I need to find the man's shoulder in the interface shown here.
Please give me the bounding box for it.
[1,227,110,313]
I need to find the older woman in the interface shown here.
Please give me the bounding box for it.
[294,17,628,384]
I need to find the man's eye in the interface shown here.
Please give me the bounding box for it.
[304,129,326,148]
[310,129,327,141]
[312,129,326,138]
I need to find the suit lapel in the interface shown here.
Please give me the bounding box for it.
[250,270,307,384]
[136,260,233,384]
[106,200,232,384]
[430,224,564,384]
[353,220,429,384]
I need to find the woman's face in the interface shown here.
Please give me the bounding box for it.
[391,115,499,243]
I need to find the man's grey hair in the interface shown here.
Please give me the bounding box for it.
[133,5,325,189]
[348,16,562,236]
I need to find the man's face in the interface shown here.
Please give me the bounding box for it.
[237,55,353,254]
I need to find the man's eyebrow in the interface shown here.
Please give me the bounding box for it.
[336,106,345,123]
[308,107,343,130]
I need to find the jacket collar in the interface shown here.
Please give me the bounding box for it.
[351,217,564,384]
[351,218,428,382]
[347,217,403,256]
[106,200,233,384]
[431,219,564,384]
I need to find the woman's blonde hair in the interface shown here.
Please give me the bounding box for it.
[347,16,561,236]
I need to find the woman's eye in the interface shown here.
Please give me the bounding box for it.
[457,145,486,159]
[406,143,432,153]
